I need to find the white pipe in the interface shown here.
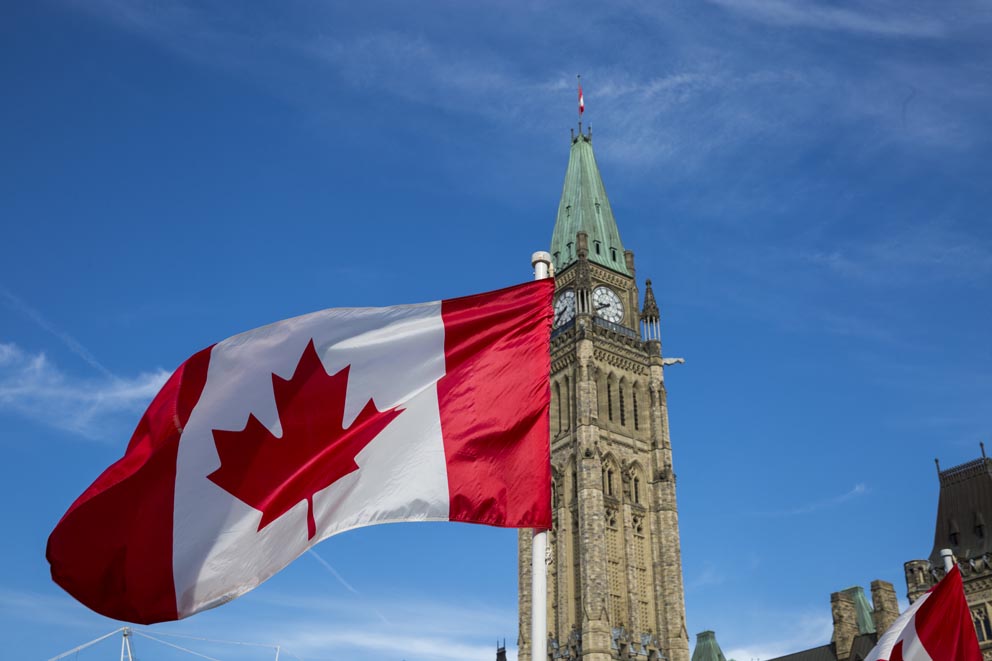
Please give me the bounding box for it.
[530,250,553,661]
[941,548,955,573]
[532,251,552,281]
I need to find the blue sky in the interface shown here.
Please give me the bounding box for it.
[2,0,991,659]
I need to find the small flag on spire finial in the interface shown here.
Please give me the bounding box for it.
[578,75,584,116]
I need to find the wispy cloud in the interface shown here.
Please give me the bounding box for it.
[803,222,992,287]
[752,483,868,517]
[705,0,946,38]
[0,342,168,439]
[723,611,833,661]
[0,587,109,630]
[688,564,725,589]
[149,593,518,661]
[61,0,990,176]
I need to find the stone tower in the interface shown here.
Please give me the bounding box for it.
[904,450,992,660]
[518,125,689,661]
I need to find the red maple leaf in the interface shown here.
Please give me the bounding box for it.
[207,339,403,540]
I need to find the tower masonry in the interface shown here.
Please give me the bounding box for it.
[518,126,689,661]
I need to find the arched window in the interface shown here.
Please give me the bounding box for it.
[606,469,615,496]
[632,389,639,431]
[633,476,641,504]
[554,382,562,435]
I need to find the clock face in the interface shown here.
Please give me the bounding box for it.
[553,289,576,328]
[592,286,624,323]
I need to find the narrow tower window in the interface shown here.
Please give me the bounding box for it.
[632,391,639,430]
[619,387,626,426]
[554,383,562,435]
[607,383,614,421]
[606,469,614,496]
[633,477,640,504]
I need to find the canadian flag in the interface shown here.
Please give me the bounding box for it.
[866,565,981,661]
[578,81,585,115]
[47,280,554,624]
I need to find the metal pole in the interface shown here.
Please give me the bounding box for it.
[941,548,955,573]
[531,251,553,661]
[124,628,134,661]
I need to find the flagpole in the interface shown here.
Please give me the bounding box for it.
[531,250,553,661]
[577,74,582,127]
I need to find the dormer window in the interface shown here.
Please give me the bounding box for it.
[595,241,601,255]
[567,242,573,259]
[610,247,617,261]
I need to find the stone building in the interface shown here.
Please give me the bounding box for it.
[904,449,992,660]
[517,124,689,661]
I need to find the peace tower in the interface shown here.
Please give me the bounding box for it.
[518,125,689,661]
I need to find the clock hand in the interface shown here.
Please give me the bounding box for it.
[596,303,610,309]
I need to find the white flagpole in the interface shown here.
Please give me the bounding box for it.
[531,251,553,661]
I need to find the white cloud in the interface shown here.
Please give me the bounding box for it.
[0,342,168,440]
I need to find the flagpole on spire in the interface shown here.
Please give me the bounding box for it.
[577,74,584,133]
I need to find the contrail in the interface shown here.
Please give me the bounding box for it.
[306,548,359,595]
[306,548,391,624]
[0,286,115,379]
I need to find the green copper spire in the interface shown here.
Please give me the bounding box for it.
[691,631,728,661]
[550,128,630,276]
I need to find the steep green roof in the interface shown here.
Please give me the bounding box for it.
[550,130,629,276]
[841,586,877,634]
[692,631,728,661]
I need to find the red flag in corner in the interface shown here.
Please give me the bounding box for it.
[47,279,554,624]
[866,565,981,661]
[578,81,585,115]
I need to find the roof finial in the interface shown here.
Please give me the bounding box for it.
[935,457,942,473]
[982,441,987,459]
